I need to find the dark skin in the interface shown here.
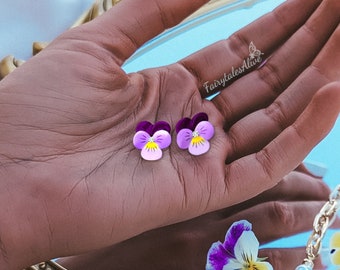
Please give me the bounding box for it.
[0,0,339,269]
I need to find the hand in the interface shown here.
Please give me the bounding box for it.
[57,169,335,270]
[0,0,339,268]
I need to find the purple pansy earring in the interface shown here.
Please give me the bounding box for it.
[176,112,214,156]
[133,121,171,161]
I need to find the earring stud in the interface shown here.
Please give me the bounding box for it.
[133,121,171,161]
[176,112,214,156]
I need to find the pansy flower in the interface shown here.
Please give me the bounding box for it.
[133,121,171,161]
[176,112,214,156]
[206,220,273,270]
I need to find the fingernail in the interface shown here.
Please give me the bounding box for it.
[303,160,328,178]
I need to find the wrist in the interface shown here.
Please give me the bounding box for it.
[0,166,57,269]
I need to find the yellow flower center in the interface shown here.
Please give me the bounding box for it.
[245,262,261,270]
[191,131,205,146]
[242,257,255,270]
[145,141,159,151]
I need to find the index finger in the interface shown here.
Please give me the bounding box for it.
[179,0,323,98]
[80,0,209,65]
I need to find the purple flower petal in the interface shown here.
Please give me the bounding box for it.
[195,121,214,140]
[206,241,231,270]
[176,117,191,133]
[141,142,162,161]
[188,136,210,155]
[176,113,209,132]
[135,121,153,135]
[153,130,171,149]
[133,130,150,149]
[153,121,171,134]
[223,220,252,256]
[136,121,171,136]
[191,112,208,129]
[176,128,192,149]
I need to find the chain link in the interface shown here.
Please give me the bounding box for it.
[302,185,340,266]
[25,261,68,270]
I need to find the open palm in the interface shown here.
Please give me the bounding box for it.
[0,0,339,269]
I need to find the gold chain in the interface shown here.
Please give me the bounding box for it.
[296,184,340,269]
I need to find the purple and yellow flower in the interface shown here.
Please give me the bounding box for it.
[206,220,273,270]
[176,112,214,156]
[133,121,171,161]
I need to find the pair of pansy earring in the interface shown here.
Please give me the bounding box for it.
[133,112,214,161]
